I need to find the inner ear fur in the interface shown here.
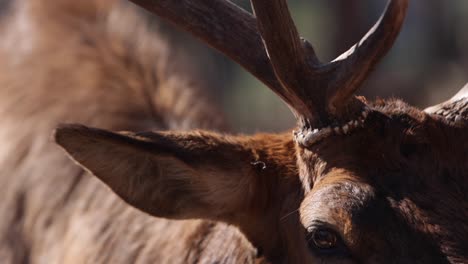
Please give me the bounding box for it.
[53,124,298,223]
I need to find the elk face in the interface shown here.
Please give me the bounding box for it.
[298,98,468,263]
[54,0,468,263]
[244,0,466,261]
[54,95,468,264]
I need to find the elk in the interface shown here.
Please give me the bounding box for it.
[1,0,466,264]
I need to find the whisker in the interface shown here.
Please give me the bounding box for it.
[280,208,299,222]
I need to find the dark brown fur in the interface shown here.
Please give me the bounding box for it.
[298,98,468,263]
[1,0,468,263]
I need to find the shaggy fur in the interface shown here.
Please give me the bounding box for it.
[0,0,256,263]
[1,0,467,263]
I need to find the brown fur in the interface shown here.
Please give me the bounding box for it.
[0,0,254,263]
[2,0,468,263]
[297,99,468,263]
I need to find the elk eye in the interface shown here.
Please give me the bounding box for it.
[306,227,349,257]
[309,228,337,249]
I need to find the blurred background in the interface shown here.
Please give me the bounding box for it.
[160,0,468,133]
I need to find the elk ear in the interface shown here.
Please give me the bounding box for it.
[54,124,296,222]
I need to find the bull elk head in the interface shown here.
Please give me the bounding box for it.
[55,0,468,263]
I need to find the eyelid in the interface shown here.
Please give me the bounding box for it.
[306,220,339,234]
[307,220,351,242]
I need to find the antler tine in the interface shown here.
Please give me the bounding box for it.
[329,0,409,112]
[250,0,408,127]
[128,0,294,106]
[250,0,320,121]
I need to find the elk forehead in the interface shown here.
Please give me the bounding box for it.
[300,179,375,242]
[294,98,468,261]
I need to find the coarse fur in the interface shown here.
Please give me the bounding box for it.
[0,0,260,263]
[2,0,468,264]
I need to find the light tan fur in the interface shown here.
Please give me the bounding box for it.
[0,0,256,263]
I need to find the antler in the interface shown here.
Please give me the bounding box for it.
[129,0,408,128]
[250,0,408,127]
[127,0,289,102]
[425,83,468,124]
